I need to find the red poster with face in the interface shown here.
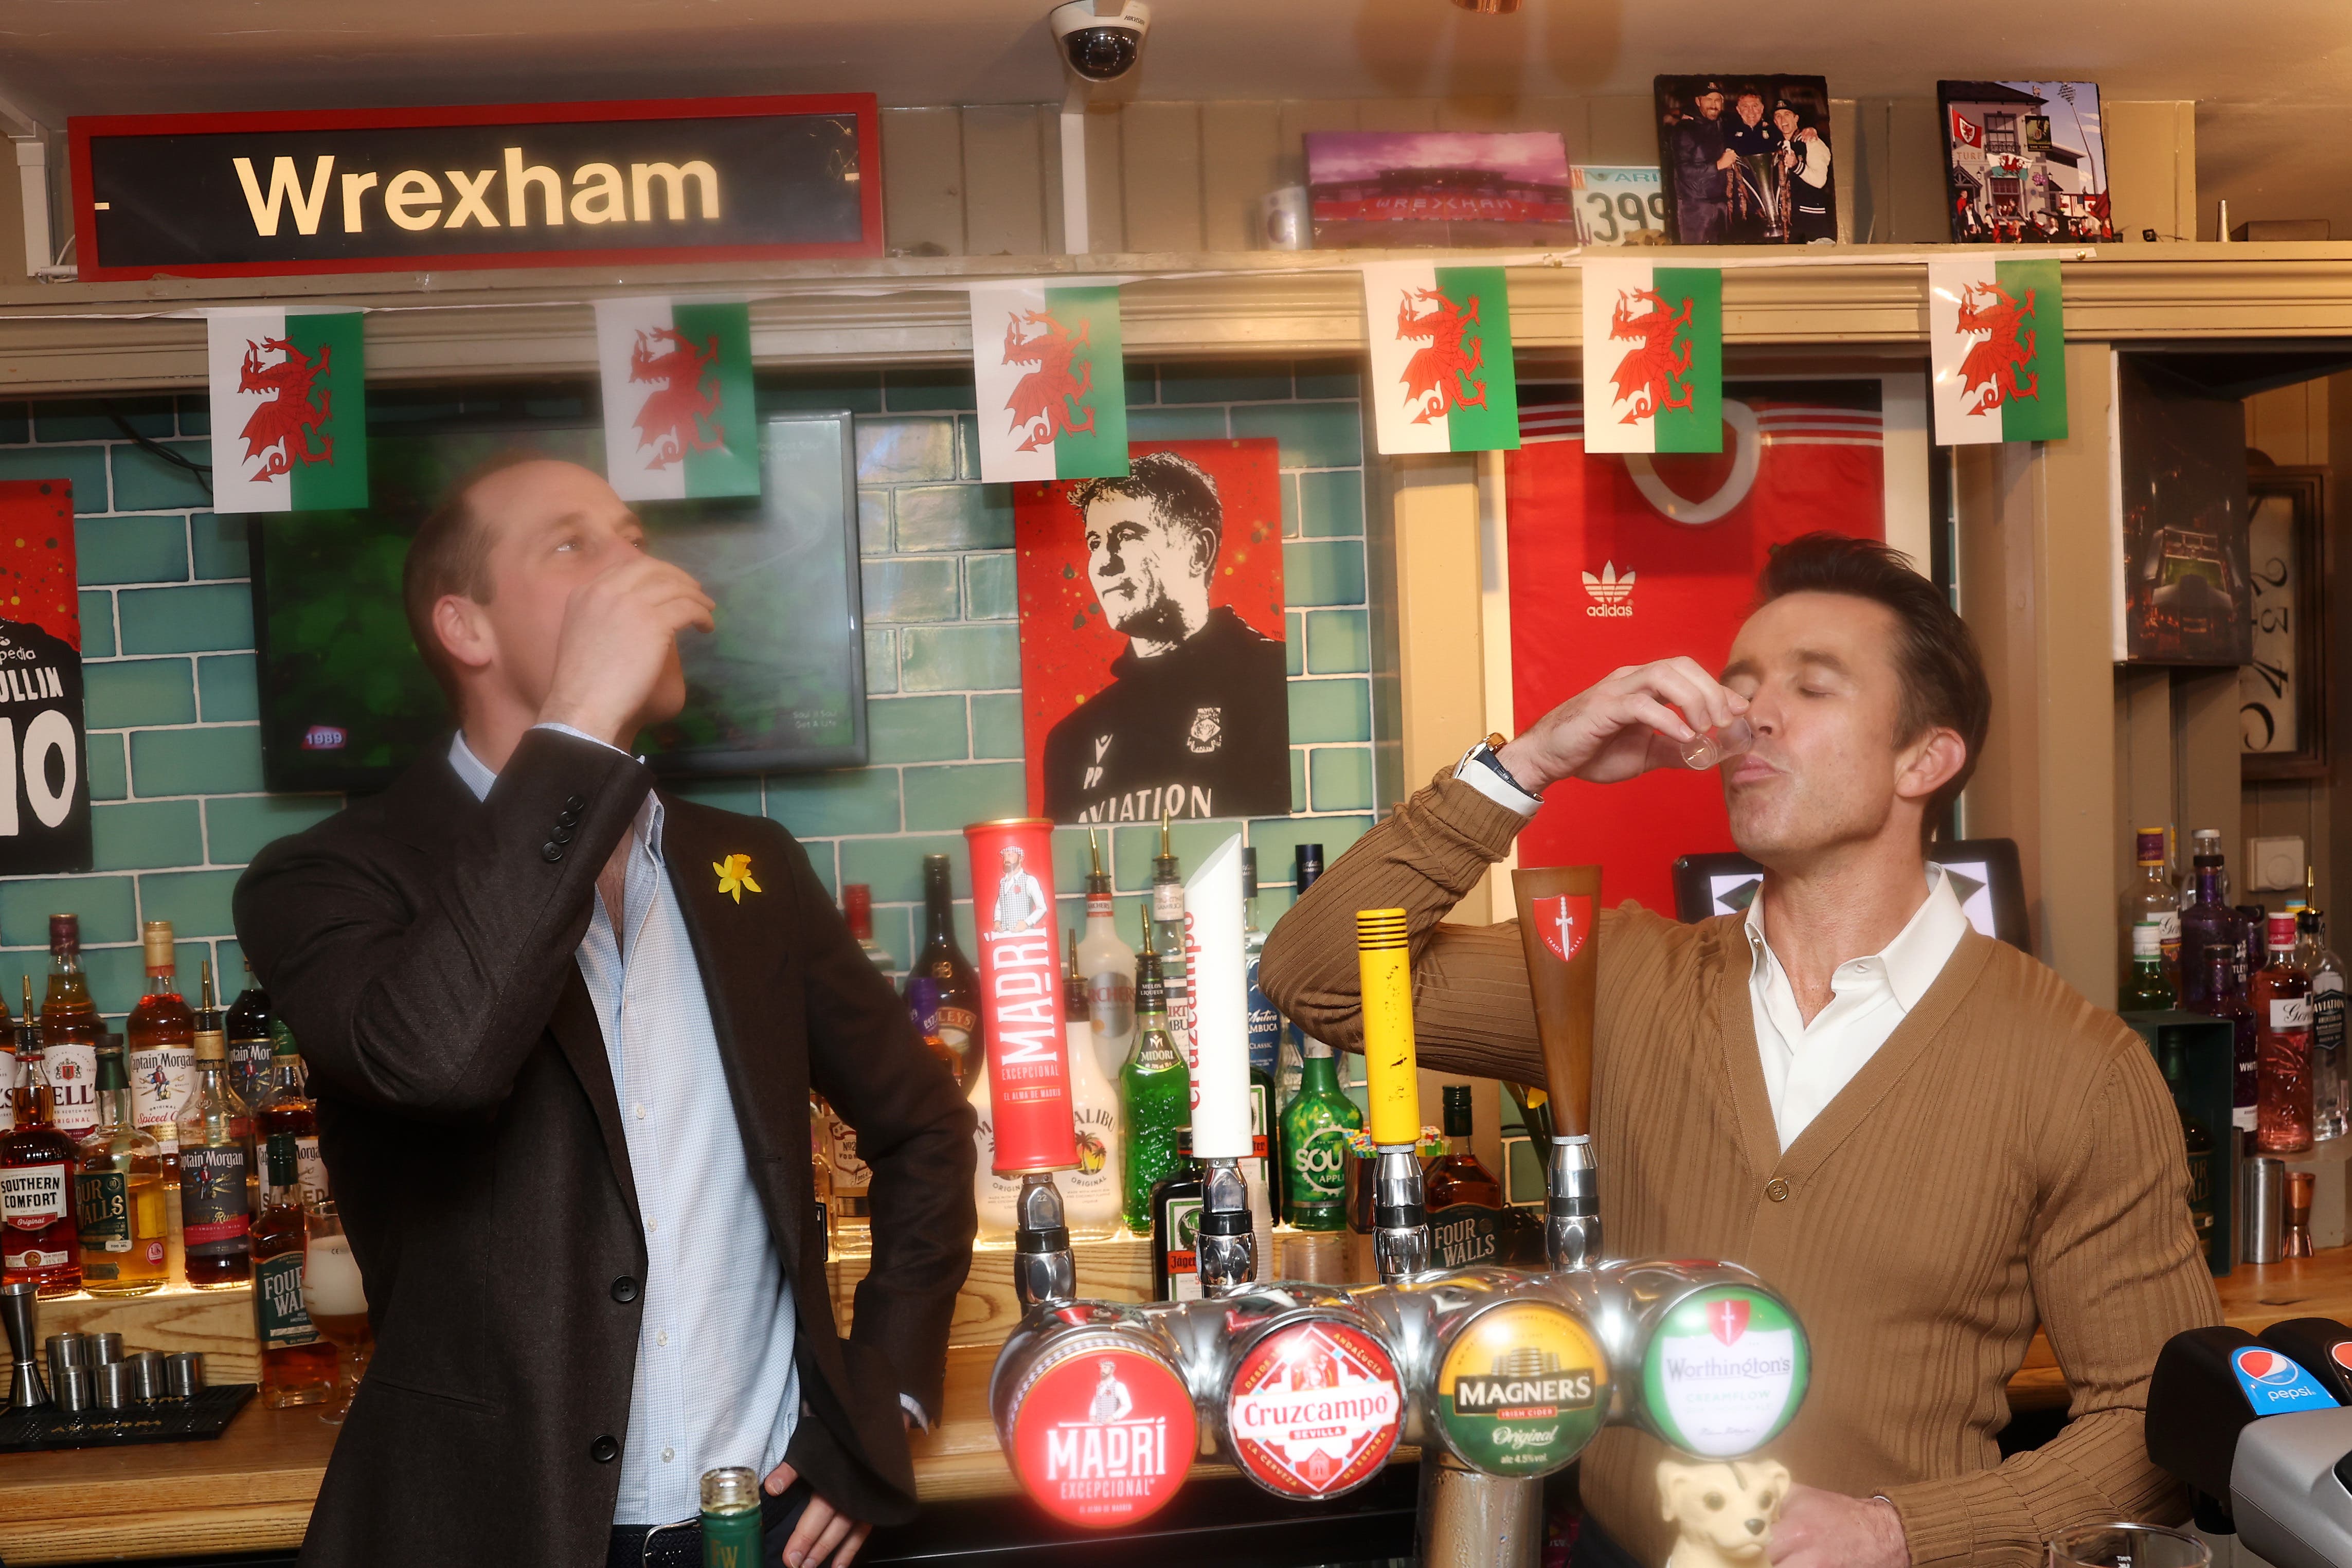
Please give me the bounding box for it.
[1504,385,1886,912]
[1014,439,1290,825]
[0,479,92,875]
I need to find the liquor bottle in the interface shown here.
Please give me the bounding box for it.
[75,1045,168,1297]
[0,985,14,1139]
[2123,827,2182,992]
[810,1113,833,1260]
[1119,912,1191,1233]
[2188,944,2258,1143]
[907,855,981,1084]
[176,964,254,1288]
[2178,837,2242,1012]
[1150,813,1191,1091]
[1075,830,1136,1083]
[1425,1085,1503,1269]
[1148,1128,1203,1302]
[256,1022,327,1209]
[2120,922,2176,1012]
[1279,843,1327,1109]
[841,884,894,974]
[815,1094,870,1235]
[127,920,193,1281]
[968,1044,1019,1244]
[2253,910,2314,1155]
[2299,889,2347,1141]
[226,959,276,1111]
[1241,848,1282,1227]
[39,915,101,1143]
[2156,1033,2219,1265]
[2,979,81,1297]
[1279,1029,1361,1233]
[702,1466,764,1568]
[904,977,964,1088]
[2239,905,2271,999]
[1062,931,1123,1242]
[253,1131,334,1407]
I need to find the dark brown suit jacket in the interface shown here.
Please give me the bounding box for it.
[234,728,975,1567]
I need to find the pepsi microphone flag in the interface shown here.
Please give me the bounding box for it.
[1360,262,1519,455]
[1578,258,1722,454]
[206,309,368,513]
[1928,258,2069,445]
[968,283,1127,483]
[594,298,761,501]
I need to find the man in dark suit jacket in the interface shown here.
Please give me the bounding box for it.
[235,455,975,1568]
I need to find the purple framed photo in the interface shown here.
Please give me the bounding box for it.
[1304,131,1574,248]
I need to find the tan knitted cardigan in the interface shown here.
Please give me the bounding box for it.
[1258,770,2223,1567]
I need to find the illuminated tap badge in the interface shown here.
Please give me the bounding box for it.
[1642,1286,1809,1457]
[1432,1301,1607,1476]
[1009,1340,1198,1526]
[1226,1319,1404,1498]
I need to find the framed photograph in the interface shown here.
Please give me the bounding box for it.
[0,479,93,875]
[2113,355,2252,666]
[1569,166,1668,247]
[1651,75,1836,246]
[2242,466,2329,781]
[1937,81,2115,244]
[1304,131,1576,249]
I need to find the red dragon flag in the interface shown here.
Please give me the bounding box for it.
[593,298,761,501]
[1577,258,1722,455]
[1360,262,1519,456]
[1927,258,2068,445]
[967,282,1128,483]
[205,309,368,513]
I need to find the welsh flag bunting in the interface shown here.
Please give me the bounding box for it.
[968,282,1127,482]
[594,298,760,501]
[1360,262,1518,455]
[206,310,367,513]
[1580,259,1721,453]
[1928,258,2068,445]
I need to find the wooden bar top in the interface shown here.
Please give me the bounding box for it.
[4,1252,2343,1565]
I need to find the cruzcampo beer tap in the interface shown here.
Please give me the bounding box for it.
[1356,908,1430,1284]
[1511,866,1603,1272]
[1183,835,1259,1295]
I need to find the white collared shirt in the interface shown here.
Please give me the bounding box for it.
[1453,746,1970,1150]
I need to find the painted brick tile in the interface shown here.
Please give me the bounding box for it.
[130,726,265,797]
[138,868,244,937]
[1305,609,1371,674]
[862,629,898,695]
[837,833,968,904]
[78,591,115,657]
[964,554,1015,619]
[84,658,195,729]
[861,558,961,624]
[901,762,1024,831]
[0,874,137,947]
[1159,361,1293,406]
[855,417,957,484]
[1287,678,1371,743]
[1309,748,1374,812]
[204,795,340,864]
[117,584,255,655]
[34,397,172,442]
[110,441,212,512]
[196,654,259,723]
[75,516,189,586]
[87,733,128,802]
[901,625,1018,692]
[190,515,249,581]
[868,695,969,764]
[1298,471,1365,537]
[0,448,107,511]
[765,770,902,838]
[969,693,1024,760]
[1283,541,1368,608]
[895,484,1013,553]
[1230,403,1362,469]
[92,800,203,872]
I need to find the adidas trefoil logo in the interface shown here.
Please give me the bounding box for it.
[1582,561,1636,619]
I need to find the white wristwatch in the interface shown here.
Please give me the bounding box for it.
[1455,733,1545,816]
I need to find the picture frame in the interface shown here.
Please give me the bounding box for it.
[1650,75,1836,247]
[1303,130,1576,249]
[2241,465,2329,781]
[1936,81,2116,245]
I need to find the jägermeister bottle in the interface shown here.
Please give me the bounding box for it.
[1279,1033,1361,1232]
[1119,911,1190,1233]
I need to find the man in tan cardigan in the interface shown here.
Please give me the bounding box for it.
[1260,533,2220,1568]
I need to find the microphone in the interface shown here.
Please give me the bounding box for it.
[2147,1323,2352,1568]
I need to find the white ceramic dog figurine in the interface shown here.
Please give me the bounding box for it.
[1656,1456,1790,1568]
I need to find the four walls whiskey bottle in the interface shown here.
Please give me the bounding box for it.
[1425,1085,1502,1270]
[253,1131,334,1406]
[176,964,254,1289]
[75,1044,168,1297]
[3,978,80,1296]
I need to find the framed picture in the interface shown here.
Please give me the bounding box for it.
[1304,131,1576,249]
[2112,355,2253,666]
[2242,466,2329,781]
[1937,81,2116,244]
[1651,75,1836,246]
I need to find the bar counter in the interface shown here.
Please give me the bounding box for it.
[5,1251,2342,1564]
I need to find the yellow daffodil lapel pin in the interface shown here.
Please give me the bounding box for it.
[714,854,762,904]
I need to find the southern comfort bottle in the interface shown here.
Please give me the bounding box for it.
[3,977,82,1296]
[176,965,254,1289]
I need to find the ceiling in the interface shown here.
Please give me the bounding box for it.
[5,0,2351,233]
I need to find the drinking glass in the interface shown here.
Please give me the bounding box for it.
[301,1198,373,1426]
[2045,1523,2211,1567]
[1680,717,1756,769]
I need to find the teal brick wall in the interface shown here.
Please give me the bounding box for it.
[0,363,1375,1017]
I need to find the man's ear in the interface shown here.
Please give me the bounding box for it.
[431,593,496,678]
[1185,525,1218,579]
[1895,725,1966,808]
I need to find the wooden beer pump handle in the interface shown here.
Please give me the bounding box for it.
[1510,866,1602,1139]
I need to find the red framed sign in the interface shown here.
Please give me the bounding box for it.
[69,94,884,281]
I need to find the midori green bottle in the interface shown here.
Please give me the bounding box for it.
[1119,910,1191,1233]
[1280,1033,1361,1232]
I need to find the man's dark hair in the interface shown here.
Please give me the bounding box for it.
[1756,532,1990,837]
[401,449,545,703]
[1068,450,1224,574]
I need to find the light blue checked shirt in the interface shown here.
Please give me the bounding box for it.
[452,729,797,1527]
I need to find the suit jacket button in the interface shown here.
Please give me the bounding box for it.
[558,808,581,828]
[566,794,589,812]
[1765,1178,1791,1203]
[612,1275,639,1303]
[590,1434,620,1463]
[551,826,574,845]
[542,842,564,863]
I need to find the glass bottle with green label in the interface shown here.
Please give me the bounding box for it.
[1120,912,1191,1233]
[176,964,253,1289]
[702,1466,763,1567]
[253,1131,334,1407]
[1279,1033,1361,1233]
[74,1046,168,1297]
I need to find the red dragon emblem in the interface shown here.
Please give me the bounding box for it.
[1394,286,1488,425]
[627,327,726,469]
[1002,309,1096,453]
[237,337,334,480]
[1605,289,1694,425]
[1952,280,2039,416]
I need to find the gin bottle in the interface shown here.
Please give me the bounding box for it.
[2301,902,2347,1140]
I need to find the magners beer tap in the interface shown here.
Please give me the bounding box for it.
[1510,866,1604,1272]
[1356,908,1431,1284]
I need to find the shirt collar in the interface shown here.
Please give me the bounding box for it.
[1743,864,1971,1011]
[448,729,666,858]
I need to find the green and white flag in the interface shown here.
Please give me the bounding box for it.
[968,282,1127,482]
[1360,262,1518,455]
[1928,258,2068,445]
[1579,259,1721,454]
[206,309,367,513]
[594,298,760,501]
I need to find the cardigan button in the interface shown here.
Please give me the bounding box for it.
[1765,1179,1791,1203]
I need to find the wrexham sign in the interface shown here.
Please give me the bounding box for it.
[69,95,883,280]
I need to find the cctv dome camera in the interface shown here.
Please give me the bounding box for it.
[1049,0,1151,83]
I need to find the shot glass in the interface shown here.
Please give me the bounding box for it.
[1680,717,1756,770]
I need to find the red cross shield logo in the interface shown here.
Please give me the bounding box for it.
[1534,894,1592,964]
[1709,1297,1751,1346]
